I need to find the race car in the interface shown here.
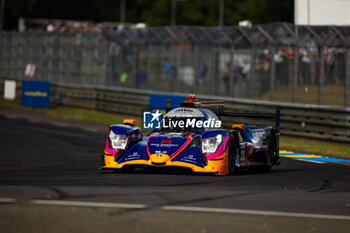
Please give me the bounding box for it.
[101,96,280,175]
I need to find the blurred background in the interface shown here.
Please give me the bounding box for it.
[1,0,350,107]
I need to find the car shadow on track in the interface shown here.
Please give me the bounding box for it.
[99,167,305,177]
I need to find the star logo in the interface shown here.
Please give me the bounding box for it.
[151,110,162,122]
[143,110,163,129]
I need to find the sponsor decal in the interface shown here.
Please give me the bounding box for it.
[161,140,172,144]
[121,152,142,162]
[130,152,141,157]
[180,154,198,164]
[155,151,165,155]
[150,143,179,148]
[24,91,48,97]
[21,80,50,108]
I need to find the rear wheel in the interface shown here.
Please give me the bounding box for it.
[228,137,237,174]
[264,133,276,172]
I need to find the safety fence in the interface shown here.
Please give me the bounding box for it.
[1,77,349,143]
[1,23,350,107]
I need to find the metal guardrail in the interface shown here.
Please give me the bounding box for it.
[1,78,349,142]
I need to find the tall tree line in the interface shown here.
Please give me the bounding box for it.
[3,0,293,30]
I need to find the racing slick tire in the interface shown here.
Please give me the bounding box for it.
[264,132,276,172]
[228,134,239,174]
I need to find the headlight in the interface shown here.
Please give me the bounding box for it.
[109,130,128,150]
[202,134,222,154]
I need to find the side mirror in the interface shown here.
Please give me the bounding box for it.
[123,119,135,127]
[232,124,245,131]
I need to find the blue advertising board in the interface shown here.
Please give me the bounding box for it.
[22,81,50,108]
[149,94,184,111]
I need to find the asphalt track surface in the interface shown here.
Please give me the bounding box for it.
[0,107,349,233]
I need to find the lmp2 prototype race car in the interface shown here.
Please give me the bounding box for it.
[101,96,280,175]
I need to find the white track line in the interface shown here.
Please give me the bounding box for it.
[295,158,326,164]
[161,205,350,221]
[5,115,17,119]
[0,197,17,203]
[2,198,349,221]
[30,199,146,209]
[53,123,68,128]
[83,128,98,132]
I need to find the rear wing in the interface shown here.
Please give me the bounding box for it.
[222,106,281,134]
[180,95,280,134]
[180,101,225,116]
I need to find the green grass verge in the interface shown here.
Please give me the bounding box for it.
[280,136,350,158]
[1,99,349,158]
[0,99,142,128]
[257,84,349,106]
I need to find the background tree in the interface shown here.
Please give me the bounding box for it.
[3,0,293,30]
